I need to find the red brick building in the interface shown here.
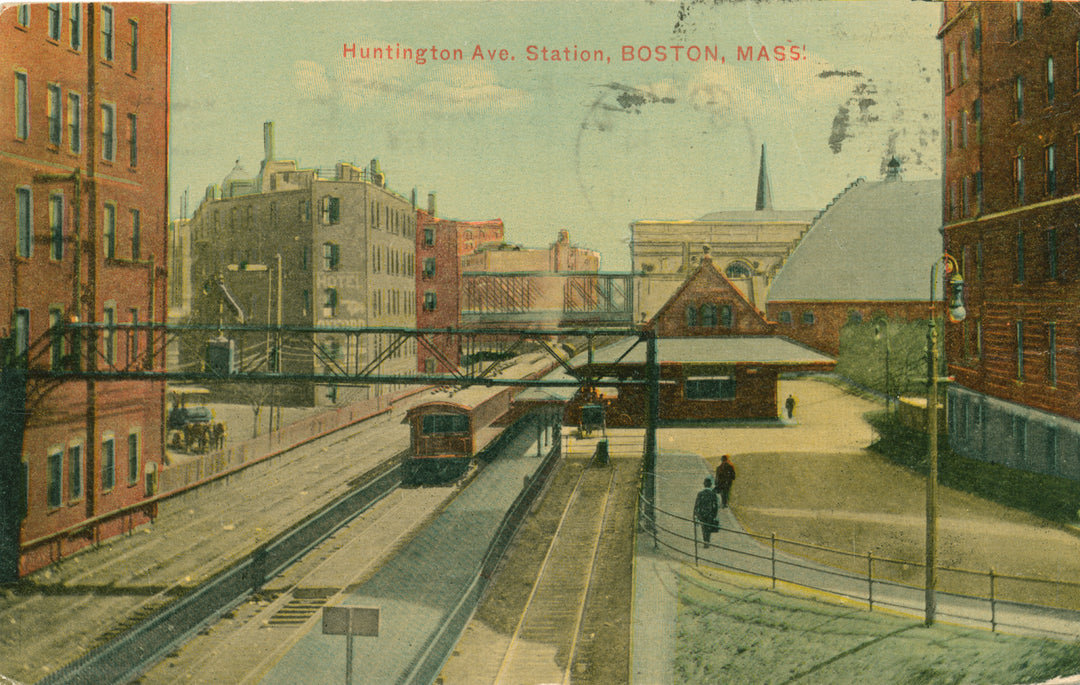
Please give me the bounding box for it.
[570,254,834,426]
[0,4,170,578]
[415,196,504,372]
[766,169,942,357]
[940,1,1080,480]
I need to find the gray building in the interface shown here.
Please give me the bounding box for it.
[182,123,417,406]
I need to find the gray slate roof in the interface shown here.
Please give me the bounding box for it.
[568,336,835,367]
[694,209,819,223]
[766,178,942,302]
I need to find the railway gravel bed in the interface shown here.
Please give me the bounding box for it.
[0,399,424,684]
[438,447,642,685]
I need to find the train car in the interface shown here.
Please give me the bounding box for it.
[403,385,515,485]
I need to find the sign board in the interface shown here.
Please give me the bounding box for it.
[322,606,380,637]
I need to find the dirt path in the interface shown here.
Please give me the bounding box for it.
[663,379,1080,604]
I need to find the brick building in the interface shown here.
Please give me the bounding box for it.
[183,124,417,406]
[415,196,505,373]
[569,253,834,426]
[0,3,170,578]
[940,1,1080,480]
[766,165,942,357]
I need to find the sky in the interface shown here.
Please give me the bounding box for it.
[169,0,944,271]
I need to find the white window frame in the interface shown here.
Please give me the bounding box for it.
[101,103,115,161]
[15,70,29,140]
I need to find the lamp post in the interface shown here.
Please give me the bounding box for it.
[873,316,892,412]
[925,254,965,627]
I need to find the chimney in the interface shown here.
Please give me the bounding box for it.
[411,188,417,209]
[428,192,437,216]
[263,121,275,162]
[369,158,385,187]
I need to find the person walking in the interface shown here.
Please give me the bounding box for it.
[785,394,797,420]
[715,455,736,508]
[694,478,720,548]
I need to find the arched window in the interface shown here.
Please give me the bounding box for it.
[725,262,752,279]
[685,305,697,327]
[701,304,717,327]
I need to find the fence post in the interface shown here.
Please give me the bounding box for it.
[867,551,874,612]
[990,568,997,633]
[771,533,777,589]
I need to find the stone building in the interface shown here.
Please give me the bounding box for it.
[631,145,817,317]
[940,1,1080,481]
[183,123,417,406]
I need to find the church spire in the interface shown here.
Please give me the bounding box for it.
[755,143,773,211]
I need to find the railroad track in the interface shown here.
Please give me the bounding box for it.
[493,461,617,685]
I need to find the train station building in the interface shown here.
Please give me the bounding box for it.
[570,252,834,426]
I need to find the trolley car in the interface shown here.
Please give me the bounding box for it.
[402,385,514,485]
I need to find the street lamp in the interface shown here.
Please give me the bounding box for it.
[925,254,965,627]
[873,316,892,412]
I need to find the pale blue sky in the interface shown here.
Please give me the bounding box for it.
[169,0,943,270]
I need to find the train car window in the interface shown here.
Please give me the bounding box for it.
[422,413,469,434]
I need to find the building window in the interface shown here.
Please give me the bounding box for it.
[103,305,116,363]
[976,318,983,358]
[1045,144,1056,196]
[323,242,340,270]
[1047,228,1058,280]
[299,199,311,222]
[301,245,310,270]
[100,5,114,61]
[976,241,984,280]
[15,71,28,140]
[130,208,140,259]
[48,84,62,146]
[725,262,751,279]
[1014,151,1025,204]
[685,305,697,327]
[47,450,63,508]
[423,227,435,246]
[67,92,81,152]
[47,3,60,40]
[949,118,957,150]
[16,4,29,26]
[127,113,137,167]
[323,288,338,317]
[962,176,971,217]
[720,304,733,327]
[685,376,736,400]
[101,436,115,490]
[1016,320,1025,380]
[949,182,958,219]
[1016,230,1025,283]
[68,443,83,500]
[50,193,64,260]
[1014,1,1023,41]
[1015,76,1024,120]
[947,52,957,91]
[321,196,340,224]
[49,308,64,370]
[975,170,984,213]
[1047,56,1055,104]
[103,204,116,258]
[424,291,437,311]
[959,39,969,82]
[127,432,139,484]
[128,19,137,72]
[16,187,32,258]
[779,310,792,325]
[802,310,816,325]
[700,304,717,327]
[1048,322,1057,386]
[69,3,81,50]
[423,257,436,278]
[13,309,29,365]
[960,110,968,149]
[101,103,115,161]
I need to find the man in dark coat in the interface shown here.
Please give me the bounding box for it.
[694,478,720,548]
[785,394,797,419]
[715,454,736,508]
